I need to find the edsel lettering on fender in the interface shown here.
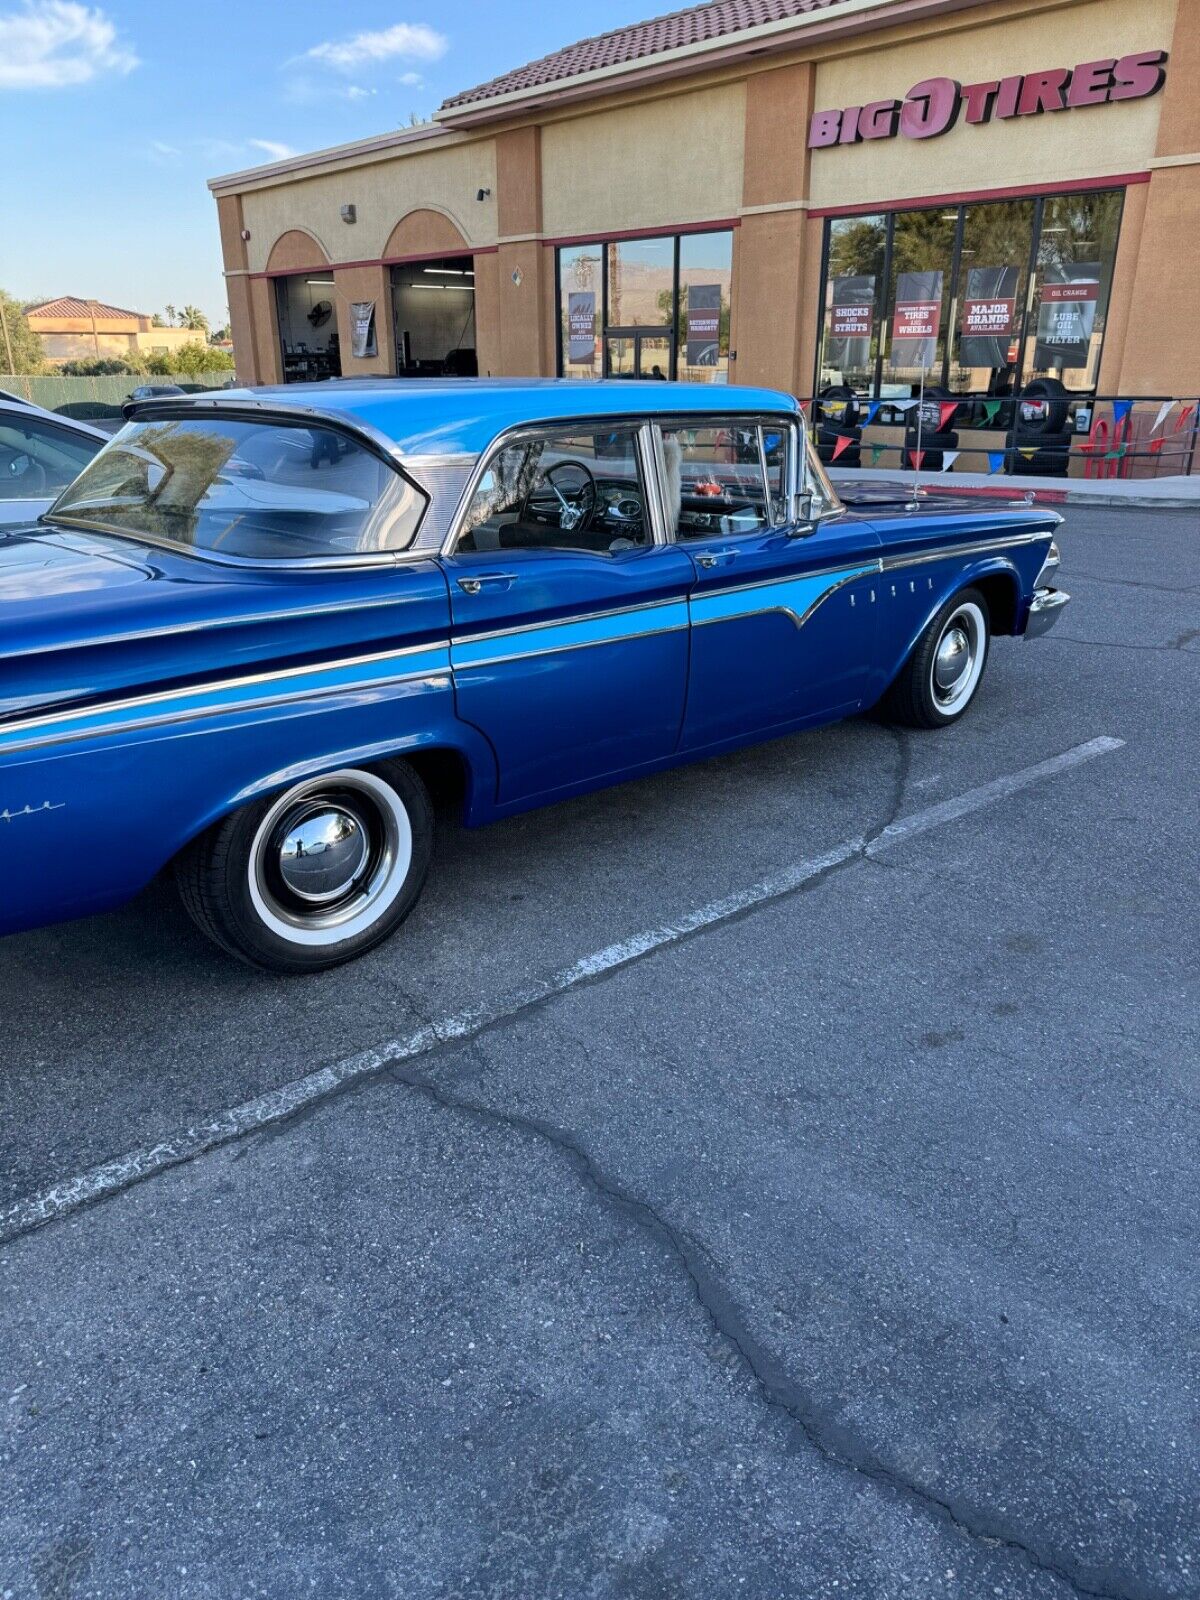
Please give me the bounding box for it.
[0,381,1067,973]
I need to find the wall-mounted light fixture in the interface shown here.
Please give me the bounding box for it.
[240,229,251,242]
[340,204,357,223]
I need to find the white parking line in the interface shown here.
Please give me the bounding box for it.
[0,735,1124,1247]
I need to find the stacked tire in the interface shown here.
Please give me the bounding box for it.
[816,384,862,468]
[1010,377,1071,476]
[904,387,960,472]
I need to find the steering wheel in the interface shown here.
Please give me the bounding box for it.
[523,458,597,534]
[8,454,47,494]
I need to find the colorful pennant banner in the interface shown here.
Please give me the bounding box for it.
[870,444,886,466]
[1112,399,1133,426]
[830,433,854,462]
[941,451,960,471]
[909,450,925,470]
[980,400,1002,427]
[938,402,958,431]
[1151,401,1174,434]
[863,401,882,428]
[987,451,1006,473]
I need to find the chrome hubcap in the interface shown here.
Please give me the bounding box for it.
[276,806,369,904]
[930,602,985,716]
[934,626,970,692]
[247,770,413,947]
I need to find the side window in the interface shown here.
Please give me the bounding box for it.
[457,426,650,555]
[0,419,99,501]
[660,421,771,540]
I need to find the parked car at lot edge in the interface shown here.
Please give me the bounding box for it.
[0,379,1067,971]
[0,398,108,525]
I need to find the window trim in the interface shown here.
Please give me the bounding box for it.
[650,413,803,543]
[443,416,667,559]
[45,402,431,570]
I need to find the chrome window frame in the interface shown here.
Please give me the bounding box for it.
[442,416,669,559]
[44,400,435,571]
[649,412,804,543]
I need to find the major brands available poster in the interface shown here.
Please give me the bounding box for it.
[685,284,722,367]
[891,271,943,369]
[960,266,1019,369]
[1034,263,1100,371]
[827,274,875,372]
[567,291,596,364]
[350,301,377,359]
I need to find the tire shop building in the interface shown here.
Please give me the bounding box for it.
[209,0,1200,477]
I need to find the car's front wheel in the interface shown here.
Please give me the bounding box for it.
[177,761,432,972]
[881,587,991,729]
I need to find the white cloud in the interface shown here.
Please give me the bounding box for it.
[301,22,445,74]
[345,84,376,100]
[398,72,423,87]
[0,0,137,90]
[248,138,297,161]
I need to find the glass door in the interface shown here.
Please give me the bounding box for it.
[604,328,674,379]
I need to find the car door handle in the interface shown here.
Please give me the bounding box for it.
[457,573,517,596]
[694,550,737,570]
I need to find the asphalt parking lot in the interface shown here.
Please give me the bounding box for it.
[1,505,1197,1600]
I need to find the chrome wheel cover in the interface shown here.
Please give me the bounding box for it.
[248,770,412,947]
[930,601,985,716]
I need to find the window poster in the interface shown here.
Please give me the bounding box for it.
[685,284,722,366]
[960,266,1020,368]
[1034,263,1101,370]
[350,301,377,359]
[828,274,875,371]
[567,291,596,364]
[891,270,943,369]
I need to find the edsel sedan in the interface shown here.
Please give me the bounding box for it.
[0,380,1067,972]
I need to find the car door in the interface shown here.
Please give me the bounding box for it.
[439,419,694,807]
[661,416,880,751]
[0,408,104,526]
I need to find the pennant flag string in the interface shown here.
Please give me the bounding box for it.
[938,402,958,431]
[909,450,925,470]
[1112,399,1133,426]
[1150,401,1173,434]
[1175,404,1196,432]
[830,433,853,462]
[987,451,1006,474]
[941,451,960,472]
[863,401,882,428]
[870,444,886,466]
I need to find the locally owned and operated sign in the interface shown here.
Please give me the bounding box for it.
[808,49,1167,148]
[567,291,596,363]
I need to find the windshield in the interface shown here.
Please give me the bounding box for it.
[48,415,427,561]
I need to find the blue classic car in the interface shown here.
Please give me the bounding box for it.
[0,380,1067,971]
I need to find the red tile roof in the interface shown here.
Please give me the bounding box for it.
[25,296,145,321]
[440,0,854,110]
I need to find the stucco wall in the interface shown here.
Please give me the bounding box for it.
[540,82,746,238]
[808,0,1175,206]
[239,138,498,271]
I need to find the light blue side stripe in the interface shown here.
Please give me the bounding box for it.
[690,564,877,629]
[0,644,451,755]
[452,600,690,668]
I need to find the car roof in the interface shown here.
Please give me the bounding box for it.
[175,378,802,459]
[0,398,109,440]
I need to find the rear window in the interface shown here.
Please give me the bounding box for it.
[49,415,426,561]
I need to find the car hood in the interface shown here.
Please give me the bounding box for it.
[0,521,448,724]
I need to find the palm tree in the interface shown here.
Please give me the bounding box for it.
[180,305,209,333]
[164,303,177,326]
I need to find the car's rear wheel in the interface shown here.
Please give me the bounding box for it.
[880,587,991,729]
[177,761,432,972]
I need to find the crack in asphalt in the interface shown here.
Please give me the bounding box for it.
[387,1062,1149,1600]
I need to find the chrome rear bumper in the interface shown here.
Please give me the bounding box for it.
[1025,586,1070,639]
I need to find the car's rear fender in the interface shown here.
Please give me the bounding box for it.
[0,679,497,938]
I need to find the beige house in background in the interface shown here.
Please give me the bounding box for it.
[25,298,204,365]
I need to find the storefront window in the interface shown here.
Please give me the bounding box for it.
[948,200,1035,396]
[1024,191,1123,392]
[882,208,956,393]
[557,229,734,382]
[818,214,885,392]
[678,231,733,384]
[606,236,674,329]
[558,244,602,380]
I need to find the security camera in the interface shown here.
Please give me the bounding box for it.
[476,188,491,202]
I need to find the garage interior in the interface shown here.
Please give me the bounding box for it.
[390,255,477,377]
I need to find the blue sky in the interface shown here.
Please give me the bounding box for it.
[1,0,654,323]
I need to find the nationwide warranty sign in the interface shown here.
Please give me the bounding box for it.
[808,50,1168,149]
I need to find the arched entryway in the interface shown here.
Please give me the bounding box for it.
[267,231,341,382]
[386,210,479,377]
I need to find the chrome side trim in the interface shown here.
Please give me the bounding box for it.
[1,674,450,759]
[456,620,689,671]
[1,638,451,742]
[455,593,682,647]
[878,531,1046,571]
[691,567,874,633]
[695,557,884,601]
